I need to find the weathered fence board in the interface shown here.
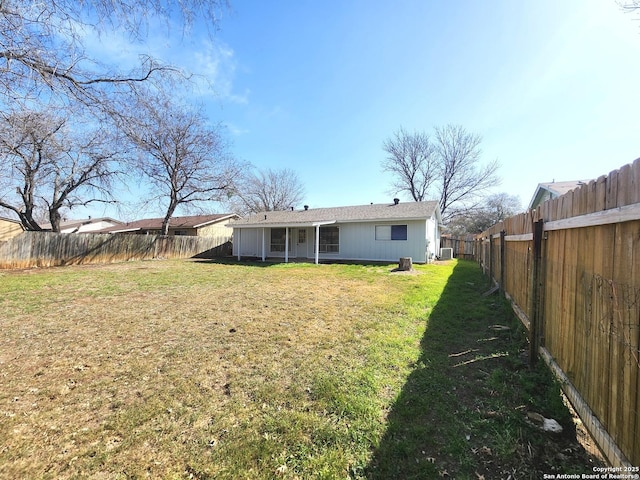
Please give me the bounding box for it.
[440,235,476,259]
[473,158,640,467]
[0,231,231,269]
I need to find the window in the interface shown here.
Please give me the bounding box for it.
[270,228,291,252]
[375,224,407,241]
[319,226,339,253]
[392,225,408,240]
[298,229,306,244]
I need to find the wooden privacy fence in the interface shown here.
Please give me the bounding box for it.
[476,159,640,468]
[0,231,231,269]
[440,235,476,259]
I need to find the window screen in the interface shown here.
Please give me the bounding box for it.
[319,226,339,253]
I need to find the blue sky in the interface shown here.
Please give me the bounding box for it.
[83,0,640,219]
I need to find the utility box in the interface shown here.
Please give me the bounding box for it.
[440,248,453,260]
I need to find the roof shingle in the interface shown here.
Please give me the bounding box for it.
[99,214,237,233]
[231,201,441,228]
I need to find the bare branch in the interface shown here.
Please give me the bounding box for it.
[381,127,437,202]
[434,124,500,220]
[381,124,501,221]
[228,168,306,215]
[0,107,124,231]
[0,1,228,108]
[120,89,244,234]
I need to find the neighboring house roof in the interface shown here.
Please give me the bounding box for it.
[230,200,442,228]
[100,214,238,233]
[528,180,591,210]
[44,217,124,233]
[65,217,123,233]
[0,216,22,225]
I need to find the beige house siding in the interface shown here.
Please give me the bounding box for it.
[195,222,233,239]
[170,227,198,236]
[0,218,24,242]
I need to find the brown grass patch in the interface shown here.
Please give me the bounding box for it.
[0,260,415,478]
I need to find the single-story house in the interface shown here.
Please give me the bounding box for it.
[42,217,124,233]
[0,216,24,241]
[229,200,442,264]
[528,180,591,210]
[97,214,239,238]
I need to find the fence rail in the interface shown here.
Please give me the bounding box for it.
[440,235,476,259]
[474,159,640,467]
[0,231,231,269]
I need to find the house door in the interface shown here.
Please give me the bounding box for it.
[296,228,309,258]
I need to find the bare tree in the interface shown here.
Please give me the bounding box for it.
[122,92,244,235]
[0,109,122,231]
[381,124,500,222]
[445,192,522,235]
[619,1,640,12]
[434,124,500,221]
[381,128,437,202]
[230,167,305,214]
[0,0,229,107]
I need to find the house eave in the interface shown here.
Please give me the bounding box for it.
[230,220,336,229]
[229,216,441,229]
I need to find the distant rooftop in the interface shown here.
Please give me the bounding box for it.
[100,214,238,233]
[40,217,123,232]
[528,180,592,210]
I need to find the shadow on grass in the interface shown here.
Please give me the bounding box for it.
[364,260,601,479]
[364,260,499,479]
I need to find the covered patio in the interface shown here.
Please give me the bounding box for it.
[233,220,336,264]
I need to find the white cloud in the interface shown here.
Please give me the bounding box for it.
[188,40,249,105]
[223,121,250,137]
[69,17,248,106]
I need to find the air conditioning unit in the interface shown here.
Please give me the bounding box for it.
[440,248,453,260]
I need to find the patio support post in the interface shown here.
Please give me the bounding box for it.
[314,224,320,264]
[261,228,266,262]
[285,227,289,263]
[236,228,241,261]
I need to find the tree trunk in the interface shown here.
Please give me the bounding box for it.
[398,257,413,271]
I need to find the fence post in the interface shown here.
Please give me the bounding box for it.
[529,220,544,367]
[488,235,494,286]
[500,230,506,294]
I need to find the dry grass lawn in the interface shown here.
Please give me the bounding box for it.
[0,259,437,479]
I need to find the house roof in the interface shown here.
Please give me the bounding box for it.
[528,180,591,209]
[0,216,22,225]
[39,217,123,232]
[100,213,238,233]
[230,201,442,229]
